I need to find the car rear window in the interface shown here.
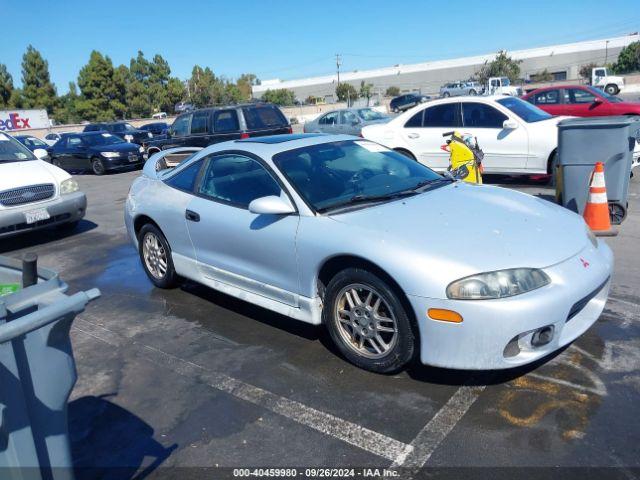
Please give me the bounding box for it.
[242,105,288,130]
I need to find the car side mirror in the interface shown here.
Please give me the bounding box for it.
[593,98,603,104]
[249,195,295,215]
[503,119,518,130]
[33,148,48,160]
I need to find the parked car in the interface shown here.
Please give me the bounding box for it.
[303,108,391,136]
[144,103,292,164]
[440,81,483,97]
[140,122,169,136]
[43,132,70,146]
[83,122,152,145]
[523,85,640,117]
[175,102,195,114]
[48,132,145,175]
[590,67,624,95]
[0,132,86,237]
[152,112,168,119]
[389,93,430,113]
[14,135,51,153]
[362,95,564,177]
[125,134,613,373]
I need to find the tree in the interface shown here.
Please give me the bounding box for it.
[261,88,295,106]
[613,41,640,74]
[236,73,259,101]
[76,51,120,121]
[579,63,598,80]
[187,65,217,107]
[385,86,400,97]
[477,50,522,84]
[359,80,374,105]
[533,69,553,82]
[53,82,80,124]
[112,65,129,118]
[335,83,358,105]
[19,45,57,113]
[0,64,13,107]
[166,77,186,113]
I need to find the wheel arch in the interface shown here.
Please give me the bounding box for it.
[546,148,558,174]
[393,147,417,161]
[133,214,161,239]
[316,254,420,342]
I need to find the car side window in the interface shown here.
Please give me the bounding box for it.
[533,90,559,105]
[320,112,339,125]
[213,110,240,133]
[461,103,507,128]
[568,88,596,104]
[190,113,209,135]
[197,154,281,209]
[67,136,83,147]
[171,115,191,136]
[422,103,460,128]
[404,111,423,128]
[166,160,203,192]
[340,111,358,124]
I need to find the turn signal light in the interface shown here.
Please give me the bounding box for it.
[428,308,463,323]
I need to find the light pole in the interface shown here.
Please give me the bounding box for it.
[605,40,610,65]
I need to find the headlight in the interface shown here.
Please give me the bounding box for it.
[586,226,598,248]
[124,134,134,142]
[446,268,550,300]
[139,146,145,153]
[101,151,120,158]
[60,178,79,195]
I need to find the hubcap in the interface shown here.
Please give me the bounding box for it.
[142,232,168,279]
[334,284,398,359]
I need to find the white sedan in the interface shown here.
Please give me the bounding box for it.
[363,95,565,176]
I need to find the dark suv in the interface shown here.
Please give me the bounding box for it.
[144,103,291,158]
[83,122,152,145]
[389,93,430,113]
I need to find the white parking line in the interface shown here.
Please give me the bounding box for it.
[72,318,413,463]
[390,385,486,468]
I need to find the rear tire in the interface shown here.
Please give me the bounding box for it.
[91,157,105,175]
[604,84,619,95]
[323,268,416,373]
[547,151,558,187]
[138,224,179,289]
[442,92,450,98]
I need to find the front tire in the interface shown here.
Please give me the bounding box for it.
[323,268,416,373]
[91,157,105,175]
[442,92,450,98]
[547,151,558,187]
[469,89,477,96]
[138,224,179,288]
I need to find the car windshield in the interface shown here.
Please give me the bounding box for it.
[501,77,511,86]
[83,133,126,146]
[497,97,552,122]
[0,134,36,163]
[112,123,136,132]
[588,86,622,103]
[273,140,448,212]
[21,137,48,147]
[358,109,387,121]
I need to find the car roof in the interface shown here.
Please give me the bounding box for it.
[180,102,278,115]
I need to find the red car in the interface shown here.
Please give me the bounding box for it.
[523,85,640,117]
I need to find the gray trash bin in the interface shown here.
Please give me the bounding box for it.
[557,115,639,225]
[0,255,100,480]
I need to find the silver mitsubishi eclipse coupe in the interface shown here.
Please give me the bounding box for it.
[125,134,613,373]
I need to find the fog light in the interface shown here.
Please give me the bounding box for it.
[428,308,463,323]
[531,326,554,347]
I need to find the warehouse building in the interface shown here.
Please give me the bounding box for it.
[253,34,639,102]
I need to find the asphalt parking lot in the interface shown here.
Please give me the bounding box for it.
[1,167,639,479]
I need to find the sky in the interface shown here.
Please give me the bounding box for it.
[1,0,639,93]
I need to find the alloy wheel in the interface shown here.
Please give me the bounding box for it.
[334,283,398,359]
[142,232,168,279]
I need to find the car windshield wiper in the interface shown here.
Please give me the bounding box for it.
[318,191,416,213]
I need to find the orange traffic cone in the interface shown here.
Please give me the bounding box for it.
[583,162,616,236]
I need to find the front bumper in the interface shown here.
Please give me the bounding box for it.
[408,241,614,370]
[102,154,144,171]
[0,192,86,238]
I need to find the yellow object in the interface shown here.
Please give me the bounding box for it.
[427,308,463,323]
[446,131,482,184]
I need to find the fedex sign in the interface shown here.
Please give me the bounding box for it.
[0,112,31,131]
[0,109,50,131]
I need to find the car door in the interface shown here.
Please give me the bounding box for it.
[564,88,609,117]
[188,110,211,148]
[211,109,243,143]
[318,111,339,134]
[401,102,461,170]
[531,89,564,116]
[165,114,191,149]
[184,153,300,304]
[460,101,529,172]
[58,135,87,170]
[339,110,360,135]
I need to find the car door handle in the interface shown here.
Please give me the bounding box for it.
[407,133,420,139]
[185,209,200,222]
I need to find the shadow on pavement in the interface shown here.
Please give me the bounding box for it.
[0,220,98,253]
[69,394,176,480]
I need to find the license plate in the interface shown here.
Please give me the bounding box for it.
[128,154,138,162]
[24,208,50,224]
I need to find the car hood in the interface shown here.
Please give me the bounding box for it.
[329,182,588,274]
[0,160,69,191]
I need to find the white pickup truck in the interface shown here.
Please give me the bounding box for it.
[591,67,624,95]
[486,77,522,96]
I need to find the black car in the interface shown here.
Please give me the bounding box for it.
[48,132,144,175]
[389,93,430,113]
[83,121,152,145]
[144,103,292,162]
[13,135,50,152]
[139,122,168,136]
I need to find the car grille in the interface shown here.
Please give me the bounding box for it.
[0,183,55,207]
